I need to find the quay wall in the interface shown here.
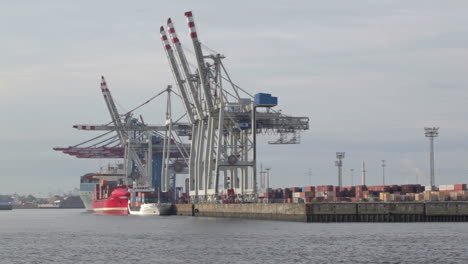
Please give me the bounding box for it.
[194,203,307,222]
[174,202,468,222]
[173,204,194,216]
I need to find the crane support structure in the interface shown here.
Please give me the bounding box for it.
[161,11,309,203]
[71,78,192,191]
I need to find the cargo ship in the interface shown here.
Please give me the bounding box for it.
[79,174,98,211]
[0,202,13,210]
[80,164,129,215]
[0,195,13,210]
[92,185,129,215]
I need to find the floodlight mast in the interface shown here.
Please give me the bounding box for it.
[335,152,345,187]
[381,160,386,185]
[361,161,366,185]
[424,127,439,187]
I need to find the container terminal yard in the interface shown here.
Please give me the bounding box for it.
[51,11,468,221]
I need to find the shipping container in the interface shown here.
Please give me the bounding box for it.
[317,185,334,192]
[292,192,303,198]
[425,185,435,191]
[355,185,368,192]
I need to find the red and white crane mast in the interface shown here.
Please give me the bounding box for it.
[166,18,205,120]
[99,77,148,185]
[184,11,215,114]
[160,27,195,125]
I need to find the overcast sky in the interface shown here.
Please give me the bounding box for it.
[2,1,468,195]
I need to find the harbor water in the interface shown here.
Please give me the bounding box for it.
[0,209,467,263]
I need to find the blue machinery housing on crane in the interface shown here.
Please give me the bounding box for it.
[254,93,278,107]
[55,11,309,203]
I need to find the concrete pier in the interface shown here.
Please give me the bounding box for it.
[173,202,468,222]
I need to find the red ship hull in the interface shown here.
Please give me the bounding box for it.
[92,186,129,215]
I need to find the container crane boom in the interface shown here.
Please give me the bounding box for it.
[184,11,215,114]
[100,77,126,143]
[166,18,205,120]
[160,26,195,124]
[100,76,146,177]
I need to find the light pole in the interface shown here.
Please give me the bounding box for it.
[335,152,345,187]
[265,167,271,191]
[361,161,366,186]
[381,160,386,185]
[424,127,439,187]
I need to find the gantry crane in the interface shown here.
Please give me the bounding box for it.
[160,11,309,203]
[55,78,191,197]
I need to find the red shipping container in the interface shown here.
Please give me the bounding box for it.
[317,185,333,192]
[355,191,364,199]
[455,184,466,191]
[355,185,368,192]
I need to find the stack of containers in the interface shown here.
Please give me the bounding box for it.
[459,191,468,200]
[304,186,315,196]
[414,193,424,201]
[289,187,302,192]
[438,192,449,201]
[454,184,468,201]
[415,185,425,193]
[332,186,341,197]
[283,188,292,200]
[355,185,367,200]
[292,191,314,203]
[379,192,390,201]
[319,185,334,201]
[94,184,100,200]
[366,191,380,200]
[367,185,390,192]
[389,193,403,201]
[292,192,305,203]
[406,193,416,201]
[400,184,422,194]
[305,191,314,202]
[103,185,110,199]
[340,187,356,198]
[439,185,455,192]
[390,185,401,193]
[276,189,284,201]
[449,191,459,201]
[424,192,438,201]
